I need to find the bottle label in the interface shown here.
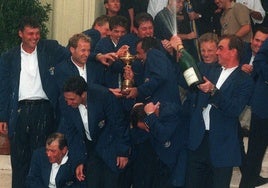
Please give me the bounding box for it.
[183,67,199,86]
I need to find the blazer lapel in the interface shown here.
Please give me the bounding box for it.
[218,67,239,91]
[13,47,22,92]
[68,59,80,75]
[37,44,47,81]
[210,65,222,84]
[86,100,96,140]
[44,160,52,186]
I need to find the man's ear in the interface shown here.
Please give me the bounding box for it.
[62,146,68,154]
[81,91,87,99]
[18,30,23,38]
[70,47,75,54]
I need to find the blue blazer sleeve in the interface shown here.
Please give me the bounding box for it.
[0,56,11,122]
[137,49,168,99]
[26,148,49,188]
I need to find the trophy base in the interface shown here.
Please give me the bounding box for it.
[121,79,133,96]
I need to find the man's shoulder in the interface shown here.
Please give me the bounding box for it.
[233,2,250,12]
[83,28,100,37]
[37,39,61,48]
[1,46,20,59]
[88,83,110,97]
[55,58,72,69]
[32,147,47,161]
[97,37,111,44]
[236,67,254,84]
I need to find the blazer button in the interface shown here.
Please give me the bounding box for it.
[163,141,171,148]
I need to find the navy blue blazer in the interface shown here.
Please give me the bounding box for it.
[189,64,254,167]
[59,84,130,173]
[240,42,252,65]
[0,40,69,137]
[250,39,268,119]
[94,37,125,88]
[26,147,83,188]
[137,49,182,105]
[144,102,188,186]
[54,58,104,91]
[82,28,101,54]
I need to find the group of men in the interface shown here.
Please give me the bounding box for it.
[0,0,268,188]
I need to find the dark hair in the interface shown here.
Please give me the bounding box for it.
[220,35,244,61]
[130,103,146,128]
[46,132,67,150]
[92,15,110,28]
[68,33,91,49]
[253,26,268,38]
[134,13,153,29]
[18,16,40,31]
[109,15,129,31]
[104,0,121,3]
[63,76,87,96]
[137,37,160,52]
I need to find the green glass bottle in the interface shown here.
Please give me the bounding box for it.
[177,44,204,87]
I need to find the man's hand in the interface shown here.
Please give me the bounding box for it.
[186,31,197,40]
[0,122,8,135]
[96,53,118,66]
[109,88,123,98]
[125,87,138,99]
[188,11,201,21]
[198,76,215,93]
[116,45,130,57]
[144,102,160,116]
[161,39,173,54]
[250,10,263,21]
[75,164,86,181]
[170,35,183,50]
[241,64,253,74]
[116,156,128,169]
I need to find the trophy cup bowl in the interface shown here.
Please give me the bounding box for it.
[119,51,136,95]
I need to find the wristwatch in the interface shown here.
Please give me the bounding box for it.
[210,85,218,96]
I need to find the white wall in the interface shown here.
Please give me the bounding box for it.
[41,0,105,46]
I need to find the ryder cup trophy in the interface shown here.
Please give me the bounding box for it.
[119,50,135,95]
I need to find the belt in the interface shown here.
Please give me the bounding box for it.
[18,99,49,105]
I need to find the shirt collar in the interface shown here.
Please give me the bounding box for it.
[52,151,69,168]
[20,43,37,55]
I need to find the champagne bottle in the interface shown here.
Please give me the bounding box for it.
[177,44,204,87]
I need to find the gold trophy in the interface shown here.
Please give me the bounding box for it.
[119,50,135,95]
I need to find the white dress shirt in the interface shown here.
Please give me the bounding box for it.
[71,57,87,82]
[19,44,48,101]
[49,152,69,188]
[202,66,238,130]
[78,104,92,141]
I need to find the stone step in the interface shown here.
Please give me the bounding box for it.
[1,138,268,187]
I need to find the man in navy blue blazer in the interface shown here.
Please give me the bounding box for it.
[55,33,104,92]
[0,16,69,188]
[239,38,268,188]
[238,27,268,187]
[125,37,182,105]
[186,35,254,188]
[82,15,110,60]
[130,102,188,188]
[59,76,129,188]
[27,132,83,188]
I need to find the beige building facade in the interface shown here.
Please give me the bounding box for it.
[41,0,105,46]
